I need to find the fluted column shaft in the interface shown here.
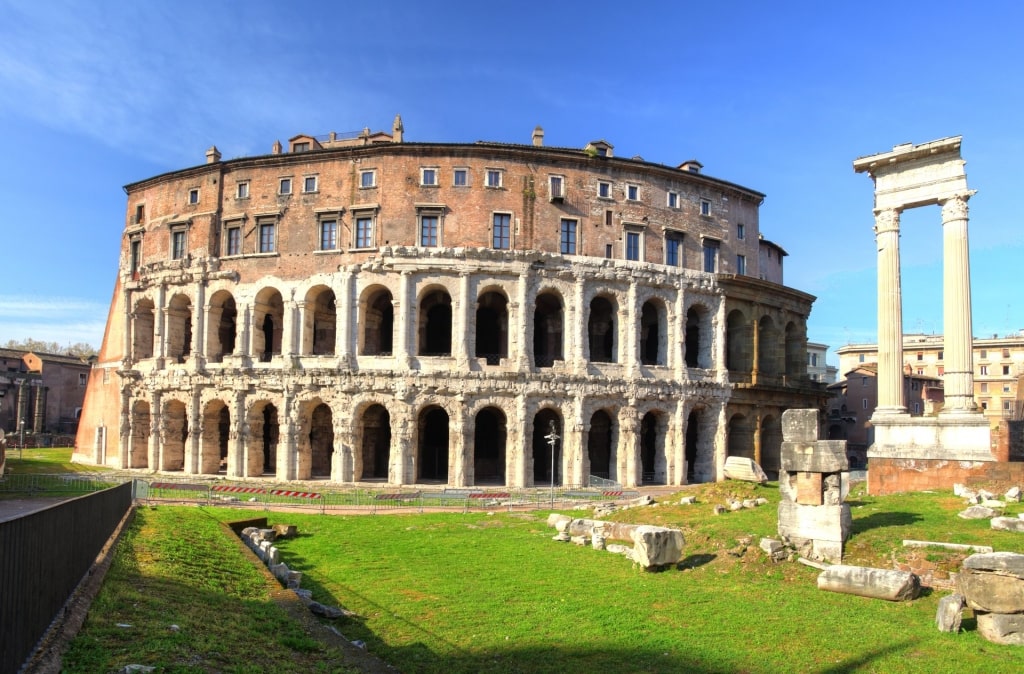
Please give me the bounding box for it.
[941,194,977,413]
[874,208,906,414]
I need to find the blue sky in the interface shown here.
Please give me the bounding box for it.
[1,1,1022,366]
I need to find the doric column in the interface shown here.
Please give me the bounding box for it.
[566,398,586,487]
[119,389,131,468]
[395,271,412,367]
[941,194,978,413]
[713,400,729,481]
[336,269,354,366]
[456,272,472,369]
[451,405,467,487]
[751,314,760,384]
[187,385,201,473]
[873,208,906,414]
[618,407,640,487]
[391,403,413,485]
[32,385,46,433]
[572,281,586,372]
[148,391,162,470]
[192,282,206,369]
[624,284,637,376]
[511,395,528,487]
[753,409,763,466]
[155,284,167,367]
[278,389,296,481]
[229,391,245,478]
[282,300,299,358]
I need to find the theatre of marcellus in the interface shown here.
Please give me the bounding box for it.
[74,117,828,488]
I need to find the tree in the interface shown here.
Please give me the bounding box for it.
[2,339,98,358]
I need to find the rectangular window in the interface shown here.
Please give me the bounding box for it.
[938,351,944,360]
[320,219,337,251]
[605,243,613,258]
[1004,384,1012,393]
[937,366,944,375]
[560,218,577,255]
[605,210,613,227]
[627,184,639,201]
[980,349,988,358]
[171,230,186,260]
[226,226,241,256]
[421,168,438,186]
[625,231,641,261]
[702,239,719,273]
[134,204,144,224]
[130,239,142,275]
[917,352,923,361]
[980,365,989,376]
[1003,348,1011,358]
[667,191,679,208]
[913,402,920,414]
[549,175,564,200]
[598,181,611,198]
[861,376,867,386]
[981,399,989,410]
[486,169,503,188]
[736,254,746,275]
[666,234,682,267]
[862,398,868,410]
[420,215,439,247]
[700,199,711,216]
[355,216,373,249]
[737,223,745,240]
[188,188,199,205]
[1004,400,1013,411]
[79,372,87,386]
[279,178,292,195]
[259,222,275,253]
[360,170,376,188]
[859,354,865,363]
[453,168,468,186]
[1004,365,1011,375]
[237,182,249,199]
[981,383,989,393]
[492,213,511,249]
[303,176,318,193]
[293,141,310,152]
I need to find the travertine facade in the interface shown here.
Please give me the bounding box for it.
[74,118,826,487]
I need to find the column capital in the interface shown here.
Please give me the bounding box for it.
[940,192,975,223]
[873,208,901,235]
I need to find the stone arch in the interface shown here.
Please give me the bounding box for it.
[473,406,506,485]
[161,398,188,471]
[587,409,616,481]
[166,293,192,363]
[246,400,279,476]
[533,290,564,368]
[639,298,667,366]
[727,412,754,460]
[588,295,617,363]
[785,321,804,379]
[761,414,783,475]
[130,399,150,469]
[200,399,230,474]
[418,287,453,356]
[360,285,394,356]
[357,403,391,480]
[685,303,713,369]
[304,285,337,356]
[726,309,752,372]
[206,290,237,363]
[640,410,668,485]
[475,289,509,364]
[133,297,155,360]
[758,315,782,376]
[253,287,284,362]
[532,408,563,487]
[417,405,449,482]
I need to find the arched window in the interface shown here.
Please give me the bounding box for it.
[588,296,616,363]
[361,287,394,356]
[533,292,563,368]
[419,289,452,356]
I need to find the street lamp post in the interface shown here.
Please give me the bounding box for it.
[19,419,25,460]
[544,420,560,508]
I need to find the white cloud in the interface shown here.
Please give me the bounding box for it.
[0,295,107,347]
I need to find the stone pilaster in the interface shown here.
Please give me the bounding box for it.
[873,208,906,414]
[941,194,978,414]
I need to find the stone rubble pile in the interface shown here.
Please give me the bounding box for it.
[955,552,1024,645]
[953,483,1024,532]
[548,514,684,570]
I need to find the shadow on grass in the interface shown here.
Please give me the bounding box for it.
[850,510,922,535]
[678,553,717,570]
[817,638,920,674]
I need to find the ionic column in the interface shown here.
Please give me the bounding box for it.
[451,407,467,487]
[395,271,412,367]
[941,194,978,413]
[229,391,245,478]
[511,395,528,487]
[624,284,637,376]
[753,409,763,466]
[336,269,354,365]
[282,300,299,358]
[192,282,206,369]
[155,284,167,367]
[455,272,472,369]
[187,385,201,473]
[618,407,640,488]
[751,315,760,384]
[572,281,586,372]
[874,208,906,414]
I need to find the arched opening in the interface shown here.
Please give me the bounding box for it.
[640,411,666,484]
[727,413,754,460]
[305,286,337,356]
[685,410,699,483]
[758,316,781,376]
[254,288,284,362]
[361,287,394,356]
[533,292,563,368]
[639,300,664,366]
[588,296,616,363]
[167,294,192,363]
[685,305,712,368]
[474,407,506,485]
[201,399,230,474]
[761,414,783,476]
[418,406,449,482]
[247,401,278,476]
[419,289,453,356]
[726,310,752,372]
[360,404,391,480]
[532,408,562,486]
[162,399,187,471]
[206,291,237,363]
[588,410,614,481]
[475,290,509,365]
[130,400,150,468]
[785,321,804,380]
[133,298,155,360]
[310,403,334,476]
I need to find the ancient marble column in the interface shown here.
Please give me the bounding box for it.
[941,194,977,413]
[874,208,906,414]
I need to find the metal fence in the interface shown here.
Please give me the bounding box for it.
[0,481,133,674]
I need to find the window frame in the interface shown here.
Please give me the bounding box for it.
[420,167,439,187]
[485,168,504,189]
[279,177,293,195]
[736,253,746,275]
[359,169,377,189]
[257,218,276,254]
[665,231,683,267]
[453,167,469,187]
[700,198,711,217]
[737,223,745,240]
[418,210,442,247]
[666,191,679,209]
[623,224,645,261]
[188,188,200,205]
[492,212,512,249]
[352,209,376,250]
[626,184,640,202]
[303,175,318,194]
[236,181,250,200]
[225,224,242,256]
[549,175,565,200]
[170,226,187,261]
[560,218,577,255]
[319,218,338,251]
[598,181,612,199]
[701,237,720,273]
[129,236,142,276]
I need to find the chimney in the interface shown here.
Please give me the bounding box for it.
[272,140,282,155]
[532,125,544,146]
[205,146,221,164]
[393,114,404,143]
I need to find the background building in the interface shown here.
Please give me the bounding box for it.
[806,342,837,384]
[75,118,827,486]
[0,349,91,438]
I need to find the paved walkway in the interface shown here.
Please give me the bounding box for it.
[0,498,71,523]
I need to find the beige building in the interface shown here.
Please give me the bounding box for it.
[0,349,92,436]
[75,118,827,487]
[806,342,837,384]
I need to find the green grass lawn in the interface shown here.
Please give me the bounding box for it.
[2,446,111,475]
[67,480,1024,674]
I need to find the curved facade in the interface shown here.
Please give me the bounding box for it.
[75,120,827,487]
